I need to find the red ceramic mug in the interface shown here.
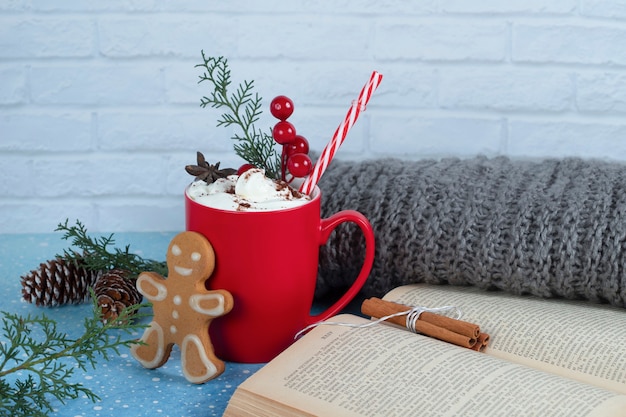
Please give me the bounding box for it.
[185,185,375,363]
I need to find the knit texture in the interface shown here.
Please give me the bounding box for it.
[317,156,626,308]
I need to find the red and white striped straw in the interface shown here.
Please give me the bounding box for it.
[299,71,383,195]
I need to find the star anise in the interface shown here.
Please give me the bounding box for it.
[185,151,237,184]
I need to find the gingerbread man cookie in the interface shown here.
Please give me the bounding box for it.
[130,231,233,383]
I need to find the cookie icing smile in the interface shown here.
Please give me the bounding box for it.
[174,266,193,276]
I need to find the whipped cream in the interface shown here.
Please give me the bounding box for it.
[186,168,311,211]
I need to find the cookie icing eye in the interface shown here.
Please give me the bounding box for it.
[191,252,201,261]
[171,244,182,256]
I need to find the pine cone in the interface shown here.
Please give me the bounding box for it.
[93,269,143,324]
[21,257,102,307]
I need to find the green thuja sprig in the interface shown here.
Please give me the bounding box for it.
[55,219,167,277]
[196,51,281,179]
[0,294,148,417]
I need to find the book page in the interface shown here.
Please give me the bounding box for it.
[384,284,626,394]
[226,314,626,417]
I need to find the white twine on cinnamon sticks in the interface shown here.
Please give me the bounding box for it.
[294,305,462,340]
[404,306,462,334]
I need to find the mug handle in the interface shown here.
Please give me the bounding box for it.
[307,209,375,325]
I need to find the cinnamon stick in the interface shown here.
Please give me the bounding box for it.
[361,297,477,349]
[470,333,490,352]
[419,311,480,339]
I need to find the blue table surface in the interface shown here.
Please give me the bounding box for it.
[0,232,268,417]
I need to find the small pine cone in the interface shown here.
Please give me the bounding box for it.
[21,257,102,307]
[94,269,143,323]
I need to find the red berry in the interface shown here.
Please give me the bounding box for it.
[272,121,296,145]
[287,153,312,178]
[270,95,294,120]
[237,163,255,175]
[286,135,309,157]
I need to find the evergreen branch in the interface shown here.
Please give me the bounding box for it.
[0,294,148,417]
[195,50,281,178]
[54,219,167,278]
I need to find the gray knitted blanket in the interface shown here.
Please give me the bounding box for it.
[317,155,626,308]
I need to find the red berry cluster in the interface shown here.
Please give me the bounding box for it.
[269,95,313,182]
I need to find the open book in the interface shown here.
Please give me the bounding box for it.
[224,284,626,417]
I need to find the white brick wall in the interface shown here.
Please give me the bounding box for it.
[2,0,626,233]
